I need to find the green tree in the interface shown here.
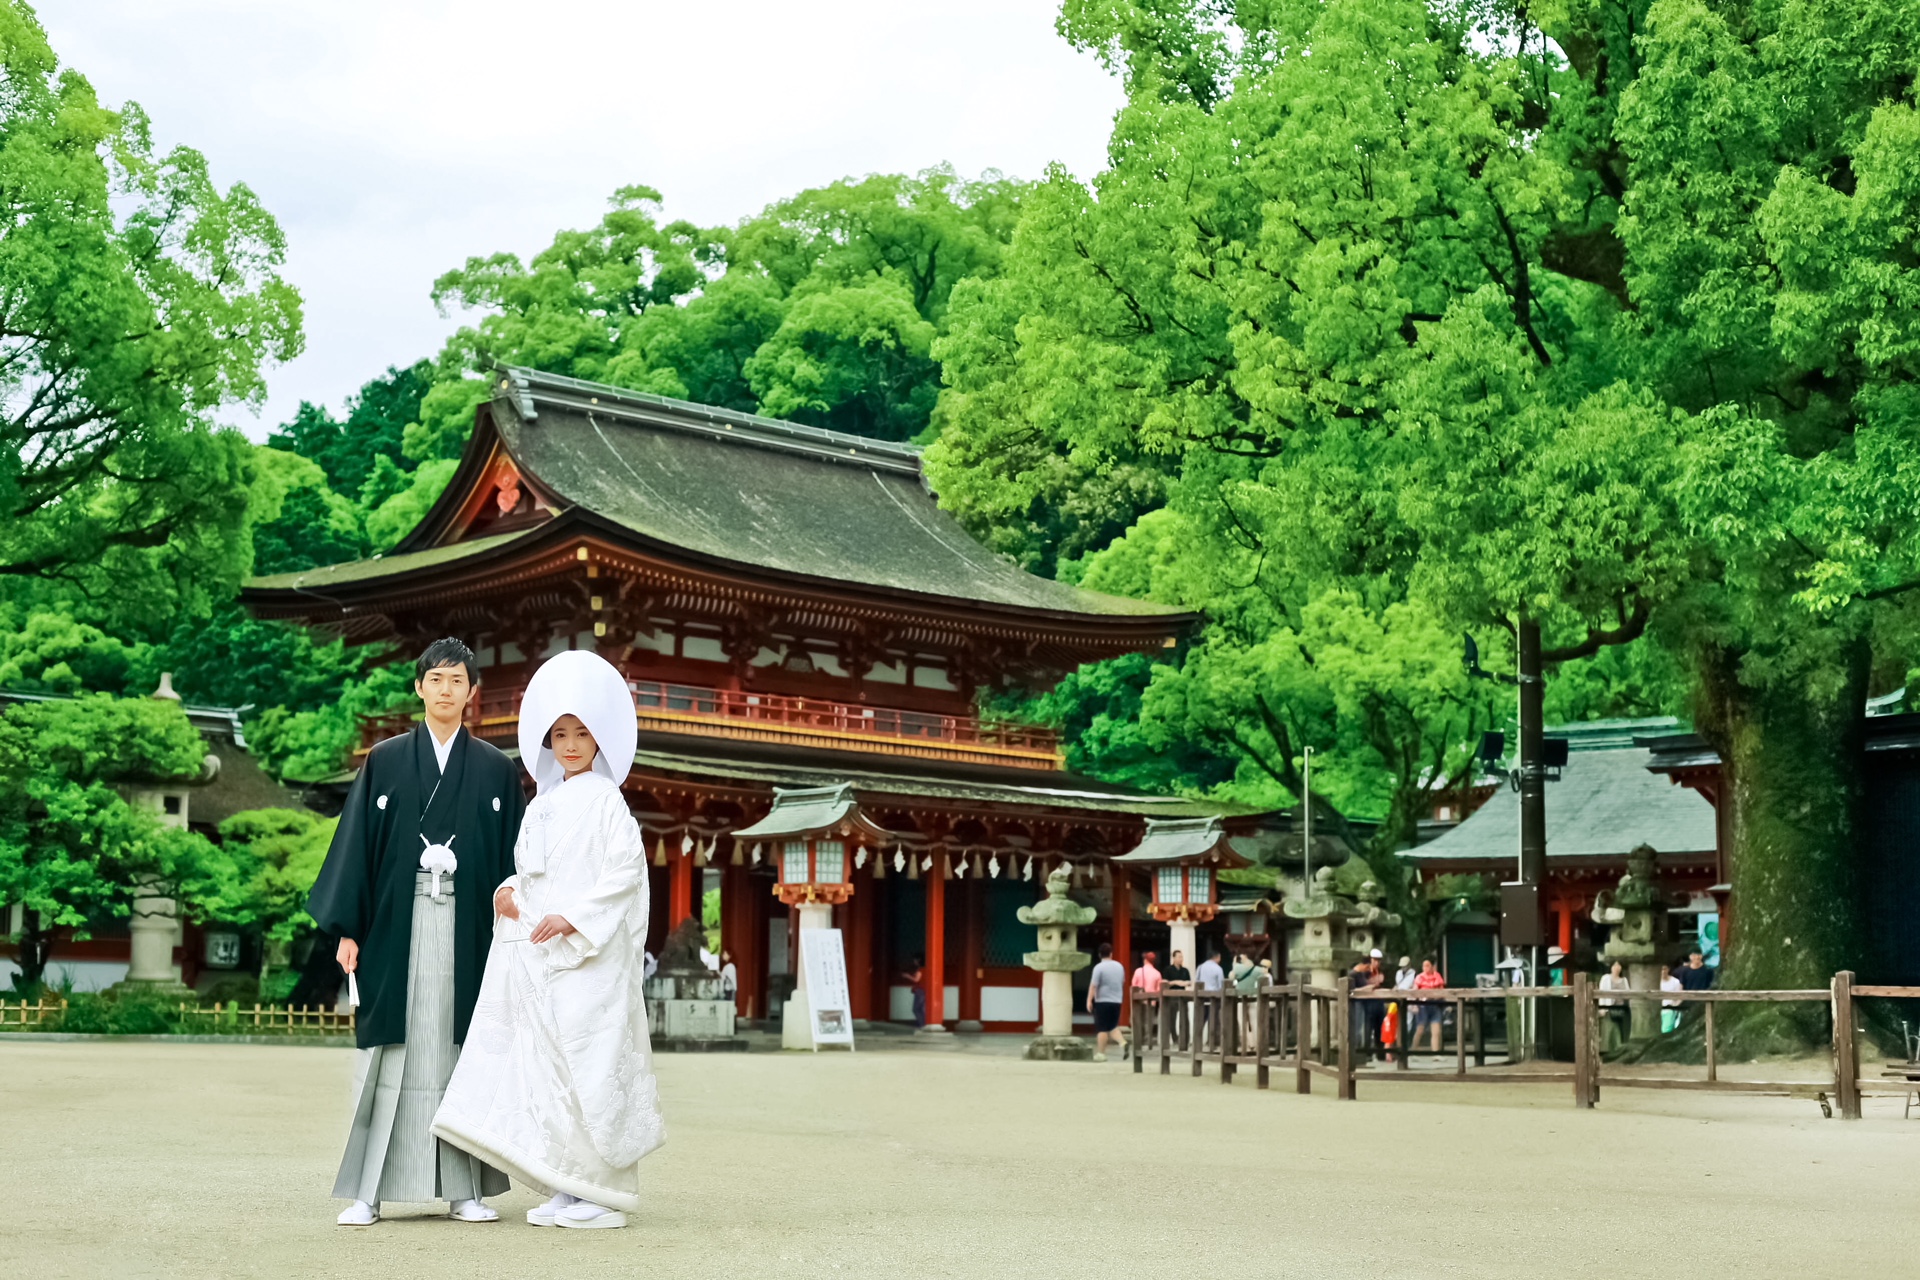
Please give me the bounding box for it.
[0,694,225,990]
[934,0,1920,1006]
[207,808,335,993]
[266,362,434,498]
[0,4,300,619]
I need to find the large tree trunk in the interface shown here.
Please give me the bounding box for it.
[14,912,52,992]
[1683,640,1869,1056]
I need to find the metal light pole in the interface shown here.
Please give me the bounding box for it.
[1301,745,1314,894]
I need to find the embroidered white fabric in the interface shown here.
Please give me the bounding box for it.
[431,772,662,1211]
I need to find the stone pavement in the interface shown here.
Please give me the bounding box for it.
[2,1037,1917,1279]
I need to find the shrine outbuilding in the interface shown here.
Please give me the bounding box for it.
[243,369,1276,1032]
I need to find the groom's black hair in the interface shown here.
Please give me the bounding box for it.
[415,637,479,686]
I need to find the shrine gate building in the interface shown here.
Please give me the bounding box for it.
[244,369,1269,1031]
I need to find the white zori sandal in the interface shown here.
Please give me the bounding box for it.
[555,1200,627,1229]
[527,1193,574,1227]
[449,1198,499,1222]
[336,1200,380,1226]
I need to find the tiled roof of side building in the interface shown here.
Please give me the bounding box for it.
[1411,717,1717,863]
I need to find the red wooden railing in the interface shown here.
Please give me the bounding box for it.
[360,678,1059,760]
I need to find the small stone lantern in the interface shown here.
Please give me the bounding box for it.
[1019,865,1098,1061]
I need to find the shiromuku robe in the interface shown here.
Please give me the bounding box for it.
[432,769,664,1211]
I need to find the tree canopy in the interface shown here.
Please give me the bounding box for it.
[0,3,300,623]
[931,0,1920,989]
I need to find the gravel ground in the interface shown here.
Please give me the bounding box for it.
[2,1038,1916,1279]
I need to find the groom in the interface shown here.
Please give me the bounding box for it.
[308,638,527,1225]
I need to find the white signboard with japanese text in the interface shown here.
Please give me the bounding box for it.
[800,927,855,1049]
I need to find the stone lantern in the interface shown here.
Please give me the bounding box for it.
[1345,879,1402,961]
[1019,865,1098,1061]
[1111,816,1250,976]
[1283,866,1359,989]
[1594,844,1672,1042]
[734,784,887,1050]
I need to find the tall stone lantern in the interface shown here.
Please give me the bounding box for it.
[1345,879,1402,961]
[734,784,886,1050]
[1283,866,1360,989]
[1019,865,1098,1061]
[1111,816,1250,975]
[1593,844,1672,1042]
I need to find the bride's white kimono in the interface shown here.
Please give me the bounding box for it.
[431,768,664,1210]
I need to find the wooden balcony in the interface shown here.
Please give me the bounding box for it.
[360,679,1063,771]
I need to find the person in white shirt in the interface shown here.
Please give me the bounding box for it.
[1659,963,1684,1034]
[1598,960,1629,1049]
[1086,943,1129,1061]
[1394,956,1417,991]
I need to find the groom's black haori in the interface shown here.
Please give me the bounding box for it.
[307,641,527,1049]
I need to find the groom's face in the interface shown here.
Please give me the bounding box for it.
[415,661,475,723]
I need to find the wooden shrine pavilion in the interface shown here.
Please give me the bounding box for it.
[244,368,1270,1031]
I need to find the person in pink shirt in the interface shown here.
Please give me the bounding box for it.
[1412,958,1447,1053]
[1131,951,1164,993]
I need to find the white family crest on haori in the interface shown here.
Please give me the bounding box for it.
[431,650,662,1212]
[419,834,457,900]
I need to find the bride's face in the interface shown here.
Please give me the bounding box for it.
[548,714,599,776]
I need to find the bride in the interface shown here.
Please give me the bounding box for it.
[432,649,663,1229]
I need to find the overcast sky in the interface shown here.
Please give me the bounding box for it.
[40,1,1122,438]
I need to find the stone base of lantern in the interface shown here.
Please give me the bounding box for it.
[1024,1034,1095,1062]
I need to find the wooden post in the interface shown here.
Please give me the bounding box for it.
[1705,1001,1717,1083]
[1113,868,1132,1029]
[1158,990,1172,1075]
[1474,1000,1486,1067]
[1295,979,1311,1095]
[1455,996,1468,1077]
[1192,990,1205,1078]
[1132,992,1145,1073]
[1219,993,1234,1084]
[1256,989,1271,1089]
[1395,994,1410,1071]
[1572,972,1594,1108]
[1833,970,1861,1120]
[1335,977,1356,1100]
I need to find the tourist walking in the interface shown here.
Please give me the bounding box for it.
[1088,942,1129,1061]
[1598,960,1629,1050]
[1228,951,1261,1048]
[1659,964,1684,1033]
[309,638,525,1228]
[433,649,662,1230]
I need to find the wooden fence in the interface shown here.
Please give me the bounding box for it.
[1131,971,1920,1118]
[175,1003,356,1034]
[0,999,353,1035]
[0,997,66,1027]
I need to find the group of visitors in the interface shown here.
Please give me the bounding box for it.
[1598,950,1717,1044]
[1349,951,1448,1056]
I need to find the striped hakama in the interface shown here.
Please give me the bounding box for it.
[333,872,509,1204]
